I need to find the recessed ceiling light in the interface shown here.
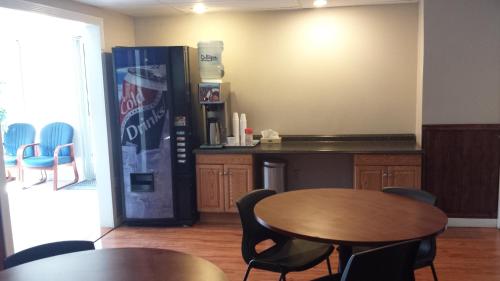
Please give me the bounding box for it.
[313,0,327,8]
[193,3,206,14]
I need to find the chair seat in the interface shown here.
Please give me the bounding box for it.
[252,238,334,272]
[414,238,434,268]
[4,155,17,167]
[22,156,72,168]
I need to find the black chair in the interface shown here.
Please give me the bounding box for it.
[382,187,439,281]
[313,240,421,281]
[4,240,95,269]
[237,189,334,281]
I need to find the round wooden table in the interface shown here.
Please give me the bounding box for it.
[0,248,229,281]
[254,188,448,272]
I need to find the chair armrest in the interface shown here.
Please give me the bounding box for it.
[53,143,75,165]
[17,143,40,160]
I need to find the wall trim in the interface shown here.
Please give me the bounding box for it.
[422,124,500,130]
[447,218,498,228]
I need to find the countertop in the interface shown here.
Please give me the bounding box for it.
[193,135,422,155]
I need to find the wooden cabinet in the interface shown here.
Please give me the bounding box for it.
[355,165,386,191]
[196,154,254,213]
[354,154,421,190]
[196,164,224,212]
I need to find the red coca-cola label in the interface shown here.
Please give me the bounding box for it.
[119,66,168,152]
[120,78,161,124]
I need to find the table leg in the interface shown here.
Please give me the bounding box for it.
[337,245,352,274]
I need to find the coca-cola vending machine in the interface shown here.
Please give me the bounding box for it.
[111,46,201,225]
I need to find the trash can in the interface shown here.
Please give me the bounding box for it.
[263,160,286,193]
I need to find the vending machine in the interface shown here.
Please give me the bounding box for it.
[111,46,201,225]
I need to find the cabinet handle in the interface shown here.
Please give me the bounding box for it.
[383,173,388,177]
[219,172,223,176]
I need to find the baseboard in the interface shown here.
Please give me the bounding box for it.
[447,218,498,228]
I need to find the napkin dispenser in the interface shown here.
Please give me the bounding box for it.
[260,129,282,144]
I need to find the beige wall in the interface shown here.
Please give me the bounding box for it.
[24,0,135,52]
[135,4,418,135]
[423,0,500,124]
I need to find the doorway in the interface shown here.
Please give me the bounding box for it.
[0,6,115,253]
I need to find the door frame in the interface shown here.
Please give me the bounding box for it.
[0,0,119,255]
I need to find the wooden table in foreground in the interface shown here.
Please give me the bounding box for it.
[0,248,228,281]
[254,188,448,272]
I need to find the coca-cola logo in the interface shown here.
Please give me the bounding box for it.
[118,65,168,152]
[120,72,166,148]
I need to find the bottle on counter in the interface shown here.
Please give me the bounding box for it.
[232,112,240,145]
[239,113,247,146]
[245,128,253,146]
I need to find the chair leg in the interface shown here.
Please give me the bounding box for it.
[72,161,79,184]
[430,263,439,281]
[5,169,14,182]
[278,273,286,281]
[53,162,79,191]
[53,166,58,191]
[243,265,252,281]
[37,170,47,183]
[326,256,333,276]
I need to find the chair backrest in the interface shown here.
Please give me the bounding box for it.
[3,240,95,269]
[382,187,438,262]
[341,240,420,281]
[3,123,35,157]
[236,189,287,264]
[39,122,74,157]
[383,187,437,206]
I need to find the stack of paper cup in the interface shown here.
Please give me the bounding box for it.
[239,113,247,146]
[232,112,240,145]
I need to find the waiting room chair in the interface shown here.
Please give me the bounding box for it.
[383,187,440,281]
[237,189,334,281]
[19,122,79,191]
[312,240,420,281]
[2,123,36,181]
[3,240,95,269]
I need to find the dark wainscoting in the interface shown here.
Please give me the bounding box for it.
[422,124,500,218]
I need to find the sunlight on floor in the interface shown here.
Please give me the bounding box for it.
[6,179,102,252]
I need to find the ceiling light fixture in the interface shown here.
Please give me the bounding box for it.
[193,3,206,14]
[313,0,327,8]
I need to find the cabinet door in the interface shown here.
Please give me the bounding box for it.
[387,166,421,189]
[354,165,387,190]
[224,164,253,213]
[196,164,225,212]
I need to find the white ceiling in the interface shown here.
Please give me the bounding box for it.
[73,0,417,17]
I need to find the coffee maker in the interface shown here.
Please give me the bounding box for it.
[199,83,231,148]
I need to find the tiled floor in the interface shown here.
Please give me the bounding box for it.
[5,178,105,252]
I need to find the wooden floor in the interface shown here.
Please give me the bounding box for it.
[99,223,500,281]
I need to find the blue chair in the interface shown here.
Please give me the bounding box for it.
[20,122,79,191]
[3,123,36,181]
